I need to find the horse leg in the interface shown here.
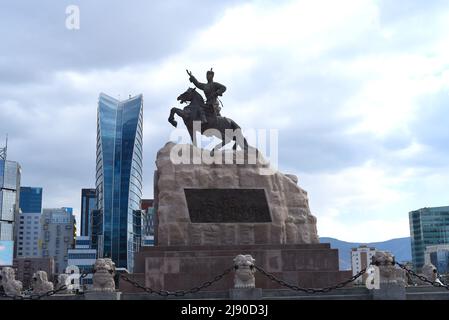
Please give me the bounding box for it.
[210,141,223,157]
[188,127,196,146]
[168,108,179,127]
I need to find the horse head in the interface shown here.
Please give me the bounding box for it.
[177,87,203,104]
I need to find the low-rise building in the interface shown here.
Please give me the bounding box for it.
[425,244,449,274]
[351,245,377,284]
[13,257,55,289]
[67,236,97,289]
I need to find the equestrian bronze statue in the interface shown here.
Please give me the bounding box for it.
[168,69,249,154]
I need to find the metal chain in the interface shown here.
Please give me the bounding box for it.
[395,262,449,290]
[254,265,367,294]
[119,266,234,297]
[0,284,68,300]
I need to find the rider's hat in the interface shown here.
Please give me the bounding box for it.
[206,68,214,77]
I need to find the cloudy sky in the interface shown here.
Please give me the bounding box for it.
[1,0,449,242]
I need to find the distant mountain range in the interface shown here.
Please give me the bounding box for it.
[319,237,412,270]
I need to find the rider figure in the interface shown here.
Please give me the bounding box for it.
[187,68,227,123]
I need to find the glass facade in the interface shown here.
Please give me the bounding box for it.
[140,200,155,247]
[409,206,449,271]
[96,93,143,272]
[0,160,20,246]
[430,250,449,274]
[80,189,96,238]
[0,190,16,221]
[19,187,43,213]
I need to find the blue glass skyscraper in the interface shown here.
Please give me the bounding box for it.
[409,206,449,271]
[80,188,96,238]
[96,93,143,272]
[0,144,21,264]
[19,187,42,213]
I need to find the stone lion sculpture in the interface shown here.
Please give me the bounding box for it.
[92,258,116,292]
[56,274,70,293]
[415,263,438,285]
[233,254,256,289]
[371,251,395,267]
[0,267,23,296]
[371,251,405,285]
[32,271,54,294]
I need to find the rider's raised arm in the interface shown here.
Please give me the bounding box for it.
[189,75,206,90]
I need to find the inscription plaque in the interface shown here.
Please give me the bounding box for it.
[184,188,272,223]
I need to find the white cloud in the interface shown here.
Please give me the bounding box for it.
[2,0,449,242]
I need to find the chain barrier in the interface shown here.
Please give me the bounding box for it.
[121,264,367,296]
[395,262,449,290]
[4,262,447,298]
[0,271,90,300]
[119,266,235,297]
[254,265,367,294]
[0,284,69,300]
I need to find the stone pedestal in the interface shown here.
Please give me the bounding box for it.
[371,251,407,300]
[84,291,121,300]
[154,142,319,246]
[372,283,406,300]
[229,288,262,300]
[134,244,351,292]
[130,142,350,292]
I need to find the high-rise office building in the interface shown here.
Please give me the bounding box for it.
[0,144,21,264]
[40,208,76,274]
[19,187,42,213]
[16,212,41,257]
[95,93,143,272]
[409,206,449,272]
[17,187,43,258]
[91,209,103,255]
[80,188,96,238]
[140,199,155,246]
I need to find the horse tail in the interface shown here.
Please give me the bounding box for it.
[228,119,249,151]
[230,119,241,130]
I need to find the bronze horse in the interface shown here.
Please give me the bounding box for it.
[168,87,249,154]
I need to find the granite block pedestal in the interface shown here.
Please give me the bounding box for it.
[128,143,351,293]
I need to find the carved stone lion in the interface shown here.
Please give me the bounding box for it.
[92,258,116,292]
[415,263,438,285]
[56,274,70,293]
[32,271,54,294]
[371,251,406,285]
[0,267,23,296]
[372,251,395,267]
[233,254,256,289]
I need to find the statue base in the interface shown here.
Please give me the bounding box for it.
[229,288,263,300]
[84,291,121,300]
[126,244,352,292]
[121,143,350,293]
